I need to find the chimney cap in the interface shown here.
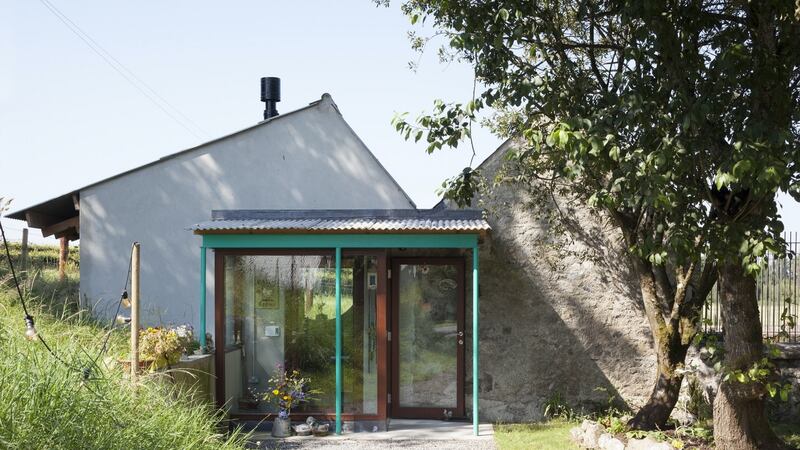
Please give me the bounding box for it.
[260,77,281,102]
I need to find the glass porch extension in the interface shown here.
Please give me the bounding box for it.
[192,209,489,436]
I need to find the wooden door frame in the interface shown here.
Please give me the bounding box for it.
[389,257,466,419]
[213,249,389,421]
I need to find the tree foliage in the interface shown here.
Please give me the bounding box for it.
[387,0,800,433]
[393,0,798,261]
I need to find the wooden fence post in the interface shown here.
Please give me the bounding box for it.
[130,242,141,382]
[58,237,69,282]
[20,228,28,272]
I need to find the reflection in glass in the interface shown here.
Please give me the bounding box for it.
[397,263,459,408]
[223,254,377,415]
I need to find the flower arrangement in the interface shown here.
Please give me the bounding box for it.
[139,326,182,370]
[173,324,201,355]
[264,364,320,420]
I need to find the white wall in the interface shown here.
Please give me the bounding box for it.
[79,94,413,335]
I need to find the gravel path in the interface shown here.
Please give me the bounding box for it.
[249,439,497,449]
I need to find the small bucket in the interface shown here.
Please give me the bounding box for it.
[271,417,291,438]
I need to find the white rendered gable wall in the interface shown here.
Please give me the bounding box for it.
[79,95,413,332]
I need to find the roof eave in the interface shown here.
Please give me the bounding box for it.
[193,228,489,236]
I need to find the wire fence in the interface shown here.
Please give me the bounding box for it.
[704,232,799,342]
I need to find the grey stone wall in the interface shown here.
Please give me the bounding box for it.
[769,344,800,422]
[469,143,656,422]
[678,343,800,424]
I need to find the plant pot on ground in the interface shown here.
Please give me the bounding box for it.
[263,364,322,438]
[272,417,291,438]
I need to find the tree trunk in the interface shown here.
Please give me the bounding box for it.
[626,257,691,430]
[713,261,786,450]
[628,351,686,430]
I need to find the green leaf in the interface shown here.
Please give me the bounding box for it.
[589,137,603,156]
[609,146,620,161]
[767,384,777,397]
[715,171,735,189]
[732,159,752,178]
[559,130,569,147]
[497,8,509,21]
[760,166,781,184]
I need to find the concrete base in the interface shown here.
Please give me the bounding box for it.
[248,419,494,443]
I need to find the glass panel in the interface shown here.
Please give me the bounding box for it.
[223,254,377,415]
[397,263,459,408]
[341,256,378,414]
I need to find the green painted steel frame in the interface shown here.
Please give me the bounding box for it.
[334,248,343,433]
[201,233,478,249]
[197,233,481,436]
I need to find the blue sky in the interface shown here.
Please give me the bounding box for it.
[1,1,798,244]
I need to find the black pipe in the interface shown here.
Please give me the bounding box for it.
[260,77,281,119]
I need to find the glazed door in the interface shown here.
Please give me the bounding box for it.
[390,258,465,419]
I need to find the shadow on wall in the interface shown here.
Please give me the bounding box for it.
[81,97,414,330]
[473,154,655,422]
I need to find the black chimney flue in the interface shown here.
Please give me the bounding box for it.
[260,77,281,120]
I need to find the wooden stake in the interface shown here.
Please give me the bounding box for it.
[130,242,141,382]
[20,228,28,272]
[58,237,69,282]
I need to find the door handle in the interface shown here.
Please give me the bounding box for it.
[457,331,464,337]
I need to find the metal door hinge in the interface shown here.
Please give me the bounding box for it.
[388,269,392,279]
[387,331,392,342]
[388,393,392,403]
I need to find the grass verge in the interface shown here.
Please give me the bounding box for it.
[494,420,578,450]
[494,420,800,450]
[0,249,248,449]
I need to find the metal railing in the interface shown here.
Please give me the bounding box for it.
[703,232,799,342]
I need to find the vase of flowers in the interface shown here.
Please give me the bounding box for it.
[264,364,320,437]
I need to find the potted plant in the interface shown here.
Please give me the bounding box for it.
[264,364,320,437]
[139,326,182,371]
[173,324,200,357]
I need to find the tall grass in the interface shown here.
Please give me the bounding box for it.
[0,244,248,449]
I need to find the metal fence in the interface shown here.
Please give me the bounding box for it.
[703,232,799,342]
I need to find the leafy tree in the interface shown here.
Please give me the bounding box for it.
[384,0,799,445]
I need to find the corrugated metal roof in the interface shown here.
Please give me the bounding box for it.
[192,209,490,234]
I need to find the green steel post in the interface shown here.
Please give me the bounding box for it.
[335,247,342,434]
[473,245,479,436]
[199,246,207,351]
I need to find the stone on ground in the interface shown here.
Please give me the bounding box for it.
[625,436,674,450]
[598,433,625,450]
